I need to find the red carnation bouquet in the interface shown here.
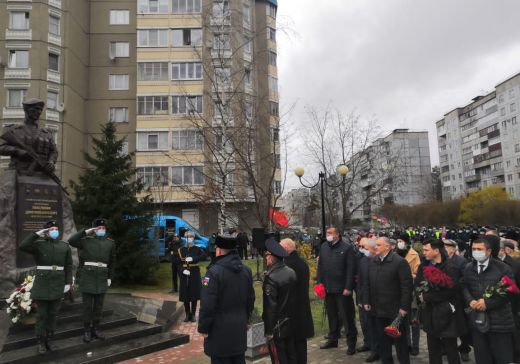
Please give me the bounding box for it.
[416,266,453,308]
[384,313,403,338]
[313,283,326,299]
[483,275,520,299]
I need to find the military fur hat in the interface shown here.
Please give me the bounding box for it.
[215,235,237,249]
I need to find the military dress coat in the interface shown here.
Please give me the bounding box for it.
[19,233,72,300]
[178,245,206,302]
[68,228,116,294]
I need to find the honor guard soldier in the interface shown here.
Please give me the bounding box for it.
[166,233,182,293]
[198,235,255,364]
[19,220,72,354]
[178,231,207,322]
[262,238,297,364]
[69,218,115,343]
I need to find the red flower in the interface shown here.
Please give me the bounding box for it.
[384,327,402,338]
[15,288,20,292]
[423,266,453,288]
[313,284,326,299]
[501,276,520,294]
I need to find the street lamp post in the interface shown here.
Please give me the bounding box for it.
[295,165,349,239]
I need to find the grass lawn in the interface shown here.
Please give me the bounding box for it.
[109,260,329,336]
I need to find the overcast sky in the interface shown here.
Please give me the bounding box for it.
[276,0,520,190]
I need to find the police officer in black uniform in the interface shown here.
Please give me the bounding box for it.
[198,235,255,364]
[262,238,297,364]
[166,233,182,293]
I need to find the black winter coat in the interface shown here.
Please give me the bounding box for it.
[284,251,314,339]
[415,258,467,338]
[363,252,413,319]
[317,239,356,293]
[462,258,515,333]
[262,261,296,338]
[356,255,370,307]
[198,252,255,357]
[502,255,520,320]
[178,245,206,302]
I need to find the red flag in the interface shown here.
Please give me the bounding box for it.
[269,208,289,228]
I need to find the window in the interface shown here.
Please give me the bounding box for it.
[137,96,168,115]
[138,29,169,47]
[272,128,279,142]
[244,37,252,55]
[172,62,202,80]
[269,102,279,117]
[515,144,520,153]
[110,10,129,25]
[267,3,277,18]
[213,33,230,50]
[172,95,203,114]
[109,74,129,90]
[110,42,129,58]
[214,101,231,120]
[137,131,168,150]
[273,181,281,195]
[8,50,29,68]
[268,50,277,66]
[9,12,29,30]
[508,174,513,182]
[242,3,251,27]
[172,166,204,185]
[138,0,169,13]
[172,130,203,150]
[49,15,60,35]
[513,116,517,125]
[245,102,253,120]
[215,133,233,153]
[109,107,129,122]
[267,27,276,41]
[137,166,169,188]
[172,28,202,47]
[172,0,202,13]
[45,125,59,144]
[500,107,506,116]
[213,0,229,17]
[509,89,515,99]
[120,141,129,156]
[244,68,252,88]
[275,154,281,168]
[511,103,517,113]
[47,91,58,110]
[268,76,278,92]
[499,94,505,103]
[214,67,231,86]
[7,89,26,108]
[48,53,59,71]
[138,62,168,81]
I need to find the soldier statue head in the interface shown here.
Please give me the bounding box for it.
[23,98,45,126]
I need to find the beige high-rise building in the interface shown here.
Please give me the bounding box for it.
[1,0,280,234]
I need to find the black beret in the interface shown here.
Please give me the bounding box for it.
[215,235,237,249]
[43,220,58,229]
[265,237,288,258]
[92,218,108,228]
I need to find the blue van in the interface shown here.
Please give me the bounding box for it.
[147,215,209,257]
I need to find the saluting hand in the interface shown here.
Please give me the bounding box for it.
[85,228,96,235]
[64,284,71,293]
[36,228,49,238]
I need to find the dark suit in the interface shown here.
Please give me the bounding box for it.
[284,251,314,364]
[502,254,520,362]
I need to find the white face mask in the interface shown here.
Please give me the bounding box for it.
[472,250,487,262]
[326,235,334,242]
[397,241,407,250]
[359,248,370,257]
[187,237,194,244]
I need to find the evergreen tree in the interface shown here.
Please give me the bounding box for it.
[70,122,158,284]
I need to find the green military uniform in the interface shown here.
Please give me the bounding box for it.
[68,224,115,342]
[19,231,72,345]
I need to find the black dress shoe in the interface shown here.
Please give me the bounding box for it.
[410,347,419,356]
[183,317,190,322]
[365,354,380,363]
[37,336,47,354]
[357,346,370,353]
[346,347,356,355]
[190,316,196,322]
[320,341,338,349]
[83,330,92,343]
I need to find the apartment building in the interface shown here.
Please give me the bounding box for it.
[436,71,520,200]
[1,0,280,233]
[0,0,136,186]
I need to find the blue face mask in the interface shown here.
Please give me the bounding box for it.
[49,230,60,240]
[95,229,106,238]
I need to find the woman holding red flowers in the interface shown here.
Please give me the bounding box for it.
[415,239,467,364]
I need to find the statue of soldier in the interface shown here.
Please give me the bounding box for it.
[0,98,57,176]
[68,218,116,343]
[19,220,73,354]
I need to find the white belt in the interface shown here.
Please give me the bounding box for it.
[37,265,64,271]
[84,262,108,268]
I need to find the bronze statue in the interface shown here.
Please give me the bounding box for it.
[0,98,67,193]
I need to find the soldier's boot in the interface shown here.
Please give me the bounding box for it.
[190,302,197,322]
[45,331,56,351]
[83,322,92,343]
[37,336,47,354]
[91,321,105,340]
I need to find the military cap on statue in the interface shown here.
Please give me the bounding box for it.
[22,98,45,107]
[265,237,288,258]
[43,220,59,229]
[215,235,237,249]
[92,218,108,228]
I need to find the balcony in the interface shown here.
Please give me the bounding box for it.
[48,33,61,46]
[47,70,61,83]
[442,181,451,187]
[48,0,61,9]
[2,108,25,119]
[5,29,32,40]
[4,68,31,79]
[465,174,480,183]
[46,109,60,121]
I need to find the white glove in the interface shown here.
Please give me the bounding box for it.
[85,228,96,235]
[107,279,111,287]
[186,257,193,263]
[36,229,49,238]
[183,269,191,276]
[64,284,71,293]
